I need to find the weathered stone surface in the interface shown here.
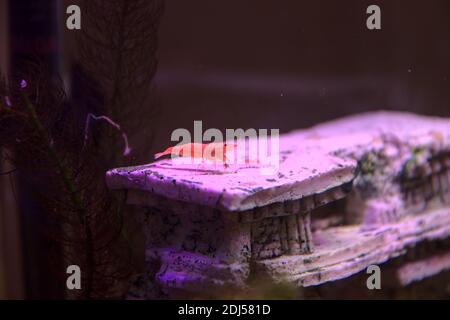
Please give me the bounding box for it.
[394,249,450,286]
[106,136,357,212]
[254,206,450,287]
[107,111,450,297]
[154,249,250,292]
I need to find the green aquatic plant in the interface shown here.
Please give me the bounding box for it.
[400,146,427,181]
[0,61,132,299]
[355,150,390,198]
[76,0,165,167]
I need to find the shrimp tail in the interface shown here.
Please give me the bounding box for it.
[154,147,173,159]
[154,152,167,159]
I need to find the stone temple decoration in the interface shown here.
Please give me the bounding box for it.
[106,111,450,298]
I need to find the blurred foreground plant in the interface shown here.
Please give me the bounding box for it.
[0,62,137,298]
[0,0,164,298]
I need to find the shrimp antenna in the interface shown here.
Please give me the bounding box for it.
[83,113,131,156]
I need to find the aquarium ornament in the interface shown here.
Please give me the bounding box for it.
[106,111,450,298]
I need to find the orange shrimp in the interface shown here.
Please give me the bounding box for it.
[154,142,237,165]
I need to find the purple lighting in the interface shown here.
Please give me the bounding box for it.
[84,113,131,156]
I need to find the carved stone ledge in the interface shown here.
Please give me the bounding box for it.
[106,111,450,297]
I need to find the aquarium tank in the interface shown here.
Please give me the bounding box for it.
[0,0,450,307]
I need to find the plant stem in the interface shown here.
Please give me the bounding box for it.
[22,93,94,298]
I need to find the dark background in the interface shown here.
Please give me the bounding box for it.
[1,0,450,298]
[150,0,450,159]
